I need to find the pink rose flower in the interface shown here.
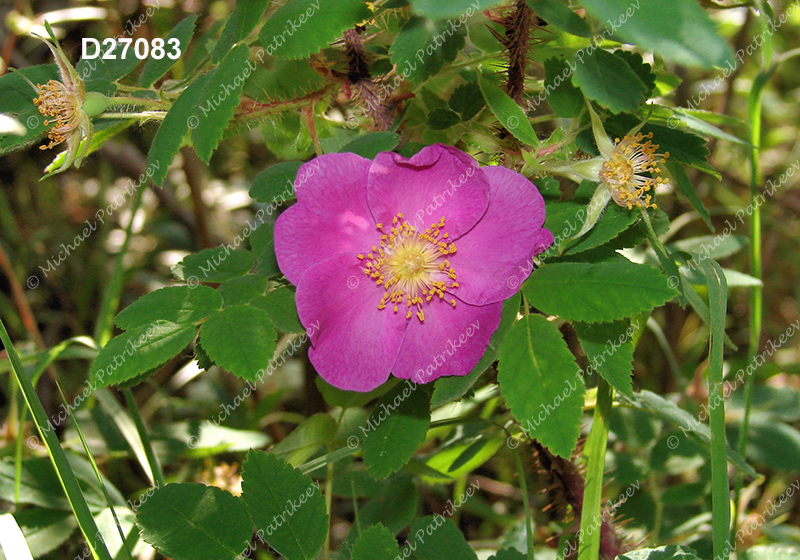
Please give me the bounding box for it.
[275,143,553,392]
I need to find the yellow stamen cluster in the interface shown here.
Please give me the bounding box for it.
[600,132,669,210]
[359,213,459,322]
[33,80,82,150]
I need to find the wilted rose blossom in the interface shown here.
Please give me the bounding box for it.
[275,144,553,392]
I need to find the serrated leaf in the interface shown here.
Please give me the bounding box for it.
[179,247,254,283]
[76,42,140,95]
[561,202,640,256]
[489,548,527,560]
[575,320,636,396]
[218,275,268,307]
[191,44,251,163]
[241,450,328,560]
[114,286,223,330]
[614,50,656,96]
[243,59,326,102]
[0,65,59,156]
[351,524,399,560]
[572,48,648,114]
[147,72,212,186]
[431,293,520,408]
[478,73,539,145]
[498,315,584,458]
[270,413,337,466]
[543,58,584,118]
[136,483,251,560]
[199,305,276,381]
[139,16,198,87]
[212,0,270,62]
[407,516,477,560]
[579,0,734,69]
[363,382,431,479]
[448,82,484,121]
[523,261,678,322]
[249,161,303,204]
[616,545,704,560]
[258,0,371,60]
[409,0,499,20]
[389,16,466,83]
[357,472,418,534]
[339,132,400,158]
[90,321,196,387]
[528,0,590,37]
[251,287,303,333]
[427,108,461,130]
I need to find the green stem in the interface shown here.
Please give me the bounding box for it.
[108,96,168,109]
[513,446,536,560]
[123,389,166,488]
[577,377,613,560]
[93,181,146,345]
[703,260,731,560]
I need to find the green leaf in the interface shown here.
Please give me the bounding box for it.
[136,483,252,560]
[489,548,527,560]
[574,321,636,397]
[242,59,326,101]
[270,413,337,467]
[665,161,713,230]
[77,42,140,95]
[212,0,270,62]
[114,286,223,330]
[432,293,520,408]
[241,450,328,560]
[559,202,639,256]
[139,15,198,87]
[527,0,590,37]
[258,0,371,59]
[614,50,656,96]
[448,82,485,121]
[90,321,196,387]
[339,132,400,158]
[11,508,77,558]
[315,377,394,409]
[572,48,648,114]
[407,516,478,560]
[579,0,734,69]
[351,524,399,560]
[199,305,276,381]
[363,382,431,479]
[523,261,678,323]
[251,287,304,333]
[427,108,461,130]
[178,247,254,283]
[389,16,466,83]
[409,0,499,20]
[0,65,59,156]
[616,545,704,560]
[147,72,212,186]
[543,58,584,118]
[191,44,251,163]
[498,314,584,458]
[250,161,303,204]
[358,473,418,533]
[218,275,268,307]
[478,73,539,145]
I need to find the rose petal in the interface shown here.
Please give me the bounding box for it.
[295,253,407,392]
[367,143,490,239]
[448,165,553,305]
[391,298,502,383]
[274,153,376,284]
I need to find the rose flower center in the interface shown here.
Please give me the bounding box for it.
[359,213,459,322]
